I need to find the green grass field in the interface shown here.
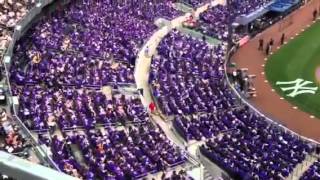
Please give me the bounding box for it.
[265,21,320,118]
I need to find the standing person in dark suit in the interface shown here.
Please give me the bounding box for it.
[269,38,274,51]
[138,88,144,96]
[265,43,270,55]
[258,38,264,50]
[280,33,285,45]
[316,146,320,155]
[202,35,206,42]
[313,9,318,21]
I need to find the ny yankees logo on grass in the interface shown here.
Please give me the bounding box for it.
[276,78,318,97]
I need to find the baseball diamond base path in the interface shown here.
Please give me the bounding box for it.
[231,0,320,142]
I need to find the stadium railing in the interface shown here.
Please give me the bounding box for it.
[0,151,76,180]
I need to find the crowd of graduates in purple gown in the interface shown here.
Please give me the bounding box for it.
[198,0,271,41]
[4,0,318,179]
[9,0,188,179]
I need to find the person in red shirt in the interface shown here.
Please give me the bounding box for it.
[149,102,156,113]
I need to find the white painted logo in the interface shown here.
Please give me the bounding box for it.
[276,78,318,97]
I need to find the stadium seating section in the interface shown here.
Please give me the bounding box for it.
[6,0,188,179]
[10,0,182,87]
[0,0,36,28]
[15,86,150,130]
[0,0,36,55]
[48,123,186,179]
[149,7,314,180]
[150,30,229,116]
[0,0,317,179]
[198,0,272,40]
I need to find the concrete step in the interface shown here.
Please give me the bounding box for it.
[286,154,318,180]
[203,168,215,180]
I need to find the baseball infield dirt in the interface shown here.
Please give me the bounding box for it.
[231,0,320,142]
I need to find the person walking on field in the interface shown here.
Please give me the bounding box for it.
[280,33,285,45]
[265,43,270,55]
[269,38,274,52]
[313,9,318,21]
[258,38,264,50]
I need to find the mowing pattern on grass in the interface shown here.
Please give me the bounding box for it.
[266,21,320,118]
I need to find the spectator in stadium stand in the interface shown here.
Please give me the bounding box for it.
[161,172,166,180]
[0,30,11,50]
[258,38,264,50]
[47,115,56,134]
[0,108,7,122]
[280,33,285,45]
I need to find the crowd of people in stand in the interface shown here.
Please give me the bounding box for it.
[197,5,230,41]
[14,85,150,131]
[10,0,182,87]
[197,0,272,41]
[48,123,186,179]
[0,108,30,158]
[158,169,193,180]
[0,0,36,28]
[173,110,242,141]
[3,0,319,179]
[150,30,230,116]
[300,159,320,179]
[6,0,190,179]
[0,29,11,52]
[200,107,313,179]
[0,0,36,56]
